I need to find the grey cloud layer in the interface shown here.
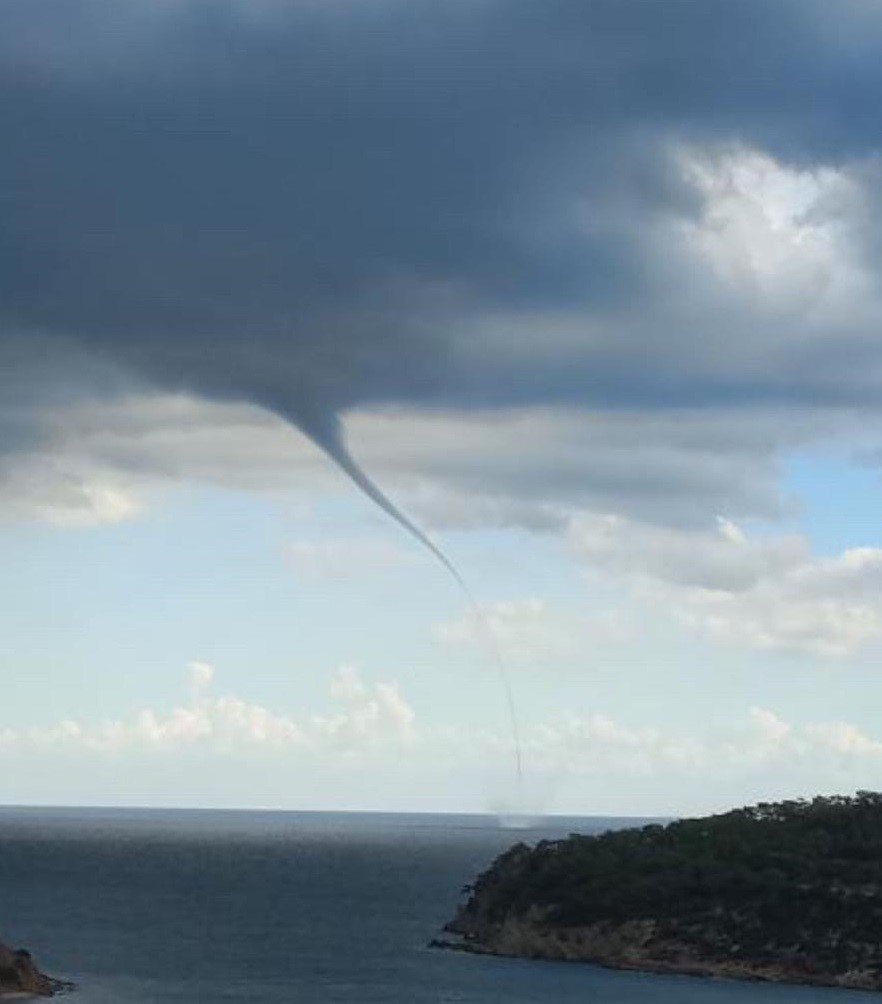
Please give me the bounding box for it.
[7,0,882,555]
[4,0,882,422]
[2,395,831,528]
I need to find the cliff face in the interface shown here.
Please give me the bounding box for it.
[0,942,60,997]
[441,794,882,992]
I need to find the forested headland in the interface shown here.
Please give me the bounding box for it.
[441,793,882,991]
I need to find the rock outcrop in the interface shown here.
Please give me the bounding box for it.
[0,942,66,997]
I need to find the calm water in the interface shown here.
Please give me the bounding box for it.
[0,808,876,1003]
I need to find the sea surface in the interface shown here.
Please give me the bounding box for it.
[0,808,876,1003]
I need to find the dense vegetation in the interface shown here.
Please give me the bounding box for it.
[446,793,882,988]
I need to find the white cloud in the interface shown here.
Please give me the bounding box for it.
[527,714,703,775]
[0,664,416,755]
[571,512,882,657]
[188,660,215,704]
[674,144,868,313]
[188,660,215,689]
[672,576,882,658]
[328,664,368,703]
[522,705,882,778]
[3,665,882,804]
[572,512,805,591]
[315,666,417,749]
[803,721,882,757]
[749,706,792,745]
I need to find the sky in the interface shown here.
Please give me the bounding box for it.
[5,0,882,816]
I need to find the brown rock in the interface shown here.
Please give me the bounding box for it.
[0,941,59,997]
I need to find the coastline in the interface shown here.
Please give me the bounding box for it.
[433,918,882,993]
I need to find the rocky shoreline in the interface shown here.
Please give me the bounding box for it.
[0,942,71,998]
[432,916,882,992]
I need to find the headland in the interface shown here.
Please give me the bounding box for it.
[438,793,882,992]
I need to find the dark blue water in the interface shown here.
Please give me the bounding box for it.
[0,808,876,1003]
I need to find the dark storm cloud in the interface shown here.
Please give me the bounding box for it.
[3,0,882,470]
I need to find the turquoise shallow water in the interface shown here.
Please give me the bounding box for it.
[0,808,877,1004]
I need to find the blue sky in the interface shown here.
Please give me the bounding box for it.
[5,1,882,814]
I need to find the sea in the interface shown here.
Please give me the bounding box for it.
[0,808,876,1004]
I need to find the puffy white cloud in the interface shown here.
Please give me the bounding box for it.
[0,664,416,755]
[188,660,216,705]
[572,513,805,591]
[803,721,882,757]
[328,665,368,703]
[188,660,215,689]
[571,513,882,657]
[315,666,417,749]
[522,705,882,778]
[748,706,792,746]
[3,663,882,803]
[527,714,703,775]
[672,580,882,659]
[673,144,868,312]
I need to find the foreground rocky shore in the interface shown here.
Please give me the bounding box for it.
[0,942,69,997]
[437,794,882,992]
